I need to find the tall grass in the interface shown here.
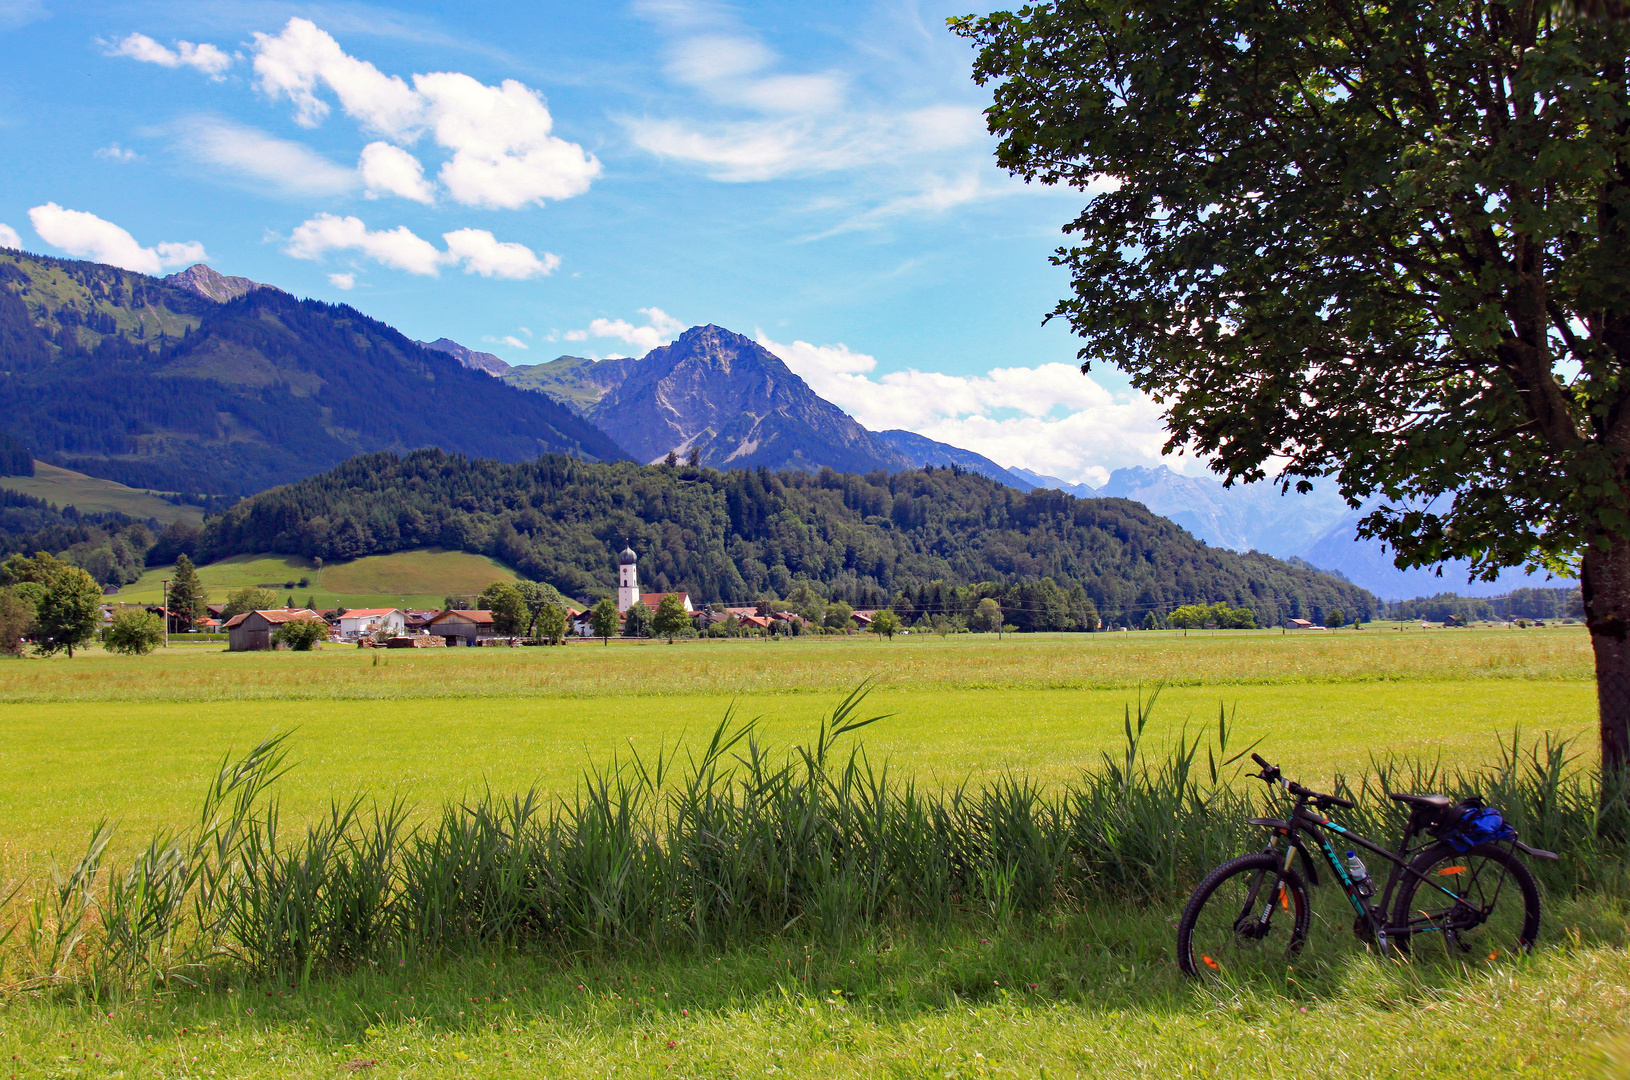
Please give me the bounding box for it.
[5,686,1624,990]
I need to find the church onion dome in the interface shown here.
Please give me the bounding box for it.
[618,546,638,565]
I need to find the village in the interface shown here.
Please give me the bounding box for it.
[109,544,877,651]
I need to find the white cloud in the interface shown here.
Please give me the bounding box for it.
[758,333,1172,487]
[95,143,139,162]
[623,7,985,183]
[285,214,556,280]
[286,213,443,275]
[27,203,205,275]
[628,105,984,183]
[251,18,600,209]
[108,32,232,79]
[484,334,528,350]
[359,141,434,202]
[252,18,421,135]
[441,228,557,279]
[173,116,360,198]
[0,223,22,249]
[569,307,684,353]
[328,272,355,289]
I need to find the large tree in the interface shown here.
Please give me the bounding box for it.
[956,0,1630,795]
[2,552,103,657]
[167,554,206,633]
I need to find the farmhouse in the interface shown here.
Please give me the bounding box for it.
[337,608,405,642]
[224,609,325,651]
[1283,618,1314,629]
[425,608,496,646]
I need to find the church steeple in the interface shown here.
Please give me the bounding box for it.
[616,543,640,612]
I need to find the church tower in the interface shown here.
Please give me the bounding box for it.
[616,545,640,612]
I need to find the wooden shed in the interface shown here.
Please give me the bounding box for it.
[224,609,324,651]
[425,609,496,646]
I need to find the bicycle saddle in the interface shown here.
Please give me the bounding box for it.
[1389,793,1451,809]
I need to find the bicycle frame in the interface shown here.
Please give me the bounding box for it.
[1252,797,1470,950]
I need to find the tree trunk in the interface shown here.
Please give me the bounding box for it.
[1582,542,1630,823]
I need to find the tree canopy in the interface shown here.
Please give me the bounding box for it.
[199,449,1372,630]
[955,0,1630,785]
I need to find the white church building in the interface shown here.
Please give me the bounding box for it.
[573,544,694,636]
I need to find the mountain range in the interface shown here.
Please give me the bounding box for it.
[0,250,625,494]
[499,326,1037,485]
[0,250,1526,600]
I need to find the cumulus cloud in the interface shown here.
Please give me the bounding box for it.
[441,228,558,278]
[359,141,434,202]
[327,272,355,289]
[285,213,443,275]
[284,213,558,280]
[173,116,360,198]
[250,18,600,209]
[0,223,22,249]
[28,203,205,275]
[95,143,139,162]
[566,308,684,354]
[108,32,232,78]
[758,333,1172,487]
[484,334,528,350]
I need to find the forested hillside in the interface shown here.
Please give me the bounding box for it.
[197,449,1377,626]
[0,251,629,493]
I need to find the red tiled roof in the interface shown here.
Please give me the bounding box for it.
[638,592,689,611]
[339,608,400,618]
[427,609,494,626]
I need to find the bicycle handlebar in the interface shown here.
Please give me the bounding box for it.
[1250,753,1355,809]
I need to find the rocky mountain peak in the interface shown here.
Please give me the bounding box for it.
[163,264,270,304]
[418,337,510,376]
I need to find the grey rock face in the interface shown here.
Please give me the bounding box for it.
[418,337,510,376]
[581,325,915,473]
[163,264,270,303]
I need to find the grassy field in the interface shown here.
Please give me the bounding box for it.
[112,548,522,608]
[2,900,1627,1078]
[0,628,1617,1079]
[0,462,203,525]
[0,628,1597,862]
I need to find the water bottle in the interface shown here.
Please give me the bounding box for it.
[1345,850,1375,898]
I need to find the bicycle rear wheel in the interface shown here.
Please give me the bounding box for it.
[1390,842,1540,963]
[1177,852,1310,978]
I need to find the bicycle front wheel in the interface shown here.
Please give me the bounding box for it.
[1177,852,1310,978]
[1390,842,1540,963]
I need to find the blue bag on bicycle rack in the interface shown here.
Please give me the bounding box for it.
[1433,800,1518,852]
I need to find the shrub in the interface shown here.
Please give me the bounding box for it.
[106,609,165,655]
[272,618,327,651]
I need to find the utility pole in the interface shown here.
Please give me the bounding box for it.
[161,578,170,649]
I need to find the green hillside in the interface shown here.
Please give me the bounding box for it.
[0,250,628,495]
[114,548,520,610]
[0,461,203,525]
[198,449,1378,626]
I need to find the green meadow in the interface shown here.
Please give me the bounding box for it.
[0,626,1622,1079]
[0,462,203,526]
[0,628,1596,861]
[112,548,523,610]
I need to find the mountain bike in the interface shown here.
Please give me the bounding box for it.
[1176,753,1557,977]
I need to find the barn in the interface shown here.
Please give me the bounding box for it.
[224,609,325,651]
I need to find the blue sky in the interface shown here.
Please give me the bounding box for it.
[0,0,1177,485]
